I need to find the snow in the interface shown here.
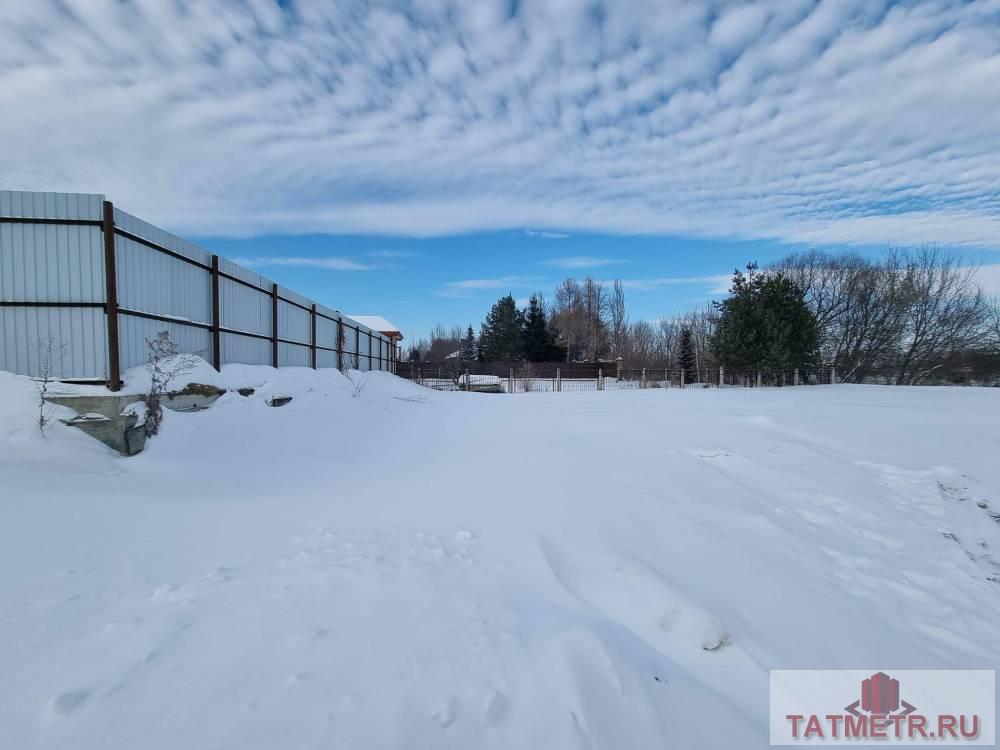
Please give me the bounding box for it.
[1,363,999,749]
[346,315,401,336]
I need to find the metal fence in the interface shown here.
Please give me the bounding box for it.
[0,191,398,388]
[401,364,838,394]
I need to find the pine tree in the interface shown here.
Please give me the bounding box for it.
[520,295,562,361]
[678,327,697,382]
[459,325,477,361]
[478,295,524,361]
[710,262,819,371]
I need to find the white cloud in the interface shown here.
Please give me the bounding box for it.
[233,256,374,271]
[617,274,733,294]
[972,263,1000,296]
[367,250,420,259]
[2,1,1000,248]
[525,230,570,239]
[437,276,534,298]
[542,256,626,269]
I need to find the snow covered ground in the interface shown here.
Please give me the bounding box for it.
[1,363,999,749]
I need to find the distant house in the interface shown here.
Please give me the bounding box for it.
[348,316,404,350]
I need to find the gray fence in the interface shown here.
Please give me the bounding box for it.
[0,191,397,388]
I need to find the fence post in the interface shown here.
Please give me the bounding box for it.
[509,368,514,394]
[680,368,685,388]
[310,304,317,369]
[641,367,646,389]
[336,318,344,370]
[556,367,561,392]
[210,255,221,371]
[101,200,121,391]
[756,370,762,388]
[464,368,469,391]
[794,367,800,386]
[270,283,279,368]
[368,330,373,371]
[831,367,837,385]
[616,358,623,380]
[355,327,360,371]
[719,366,724,388]
[599,368,604,390]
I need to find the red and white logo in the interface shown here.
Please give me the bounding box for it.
[770,669,995,746]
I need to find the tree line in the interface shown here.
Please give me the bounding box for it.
[408,248,1000,385]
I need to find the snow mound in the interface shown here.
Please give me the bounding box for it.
[1,368,999,749]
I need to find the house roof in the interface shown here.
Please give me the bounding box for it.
[346,315,404,339]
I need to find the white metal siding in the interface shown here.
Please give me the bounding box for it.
[0,306,107,379]
[0,190,103,220]
[221,332,270,366]
[117,314,212,373]
[116,236,211,323]
[278,299,310,344]
[1,222,105,302]
[2,191,395,380]
[278,342,310,367]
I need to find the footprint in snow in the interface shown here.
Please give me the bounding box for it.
[50,690,90,715]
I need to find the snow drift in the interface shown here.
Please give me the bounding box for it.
[1,363,998,749]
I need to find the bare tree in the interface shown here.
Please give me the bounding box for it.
[610,280,628,360]
[33,336,66,436]
[144,330,199,436]
[581,276,611,361]
[552,278,584,361]
[892,249,988,384]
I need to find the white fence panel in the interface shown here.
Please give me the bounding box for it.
[0,306,107,379]
[118,314,211,373]
[1,223,105,302]
[116,236,211,323]
[221,332,270,366]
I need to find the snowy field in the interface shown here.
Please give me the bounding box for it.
[1,365,999,749]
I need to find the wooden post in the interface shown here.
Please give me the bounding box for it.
[599,367,604,390]
[355,327,360,371]
[794,367,800,386]
[310,304,317,369]
[756,370,762,388]
[641,367,646,389]
[101,201,121,391]
[368,330,373,371]
[509,368,514,394]
[616,358,623,380]
[210,255,221,371]
[680,368,685,388]
[556,367,561,392]
[270,283,279,368]
[464,368,469,391]
[719,366,724,387]
[831,367,837,385]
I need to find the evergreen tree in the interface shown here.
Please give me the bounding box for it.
[520,295,563,361]
[678,327,697,382]
[459,325,477,361]
[478,295,524,361]
[710,262,819,371]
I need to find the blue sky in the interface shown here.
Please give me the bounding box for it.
[3,0,1000,340]
[199,230,870,339]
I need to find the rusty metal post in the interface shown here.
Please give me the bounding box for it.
[310,304,317,369]
[270,283,279,368]
[211,255,221,371]
[101,201,121,391]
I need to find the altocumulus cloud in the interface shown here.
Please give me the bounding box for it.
[2,1,1000,247]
